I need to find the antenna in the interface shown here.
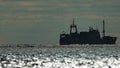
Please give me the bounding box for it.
[73,18,75,25]
[103,19,105,37]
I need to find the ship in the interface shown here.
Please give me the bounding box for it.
[59,18,117,45]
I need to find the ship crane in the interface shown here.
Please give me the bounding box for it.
[103,20,105,37]
[70,18,78,34]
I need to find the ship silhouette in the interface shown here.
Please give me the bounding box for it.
[59,18,117,45]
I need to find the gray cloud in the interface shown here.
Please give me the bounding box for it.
[0,0,120,44]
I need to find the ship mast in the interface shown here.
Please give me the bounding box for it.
[73,18,75,25]
[70,18,78,34]
[103,19,105,37]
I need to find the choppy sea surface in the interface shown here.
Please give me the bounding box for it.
[0,44,120,68]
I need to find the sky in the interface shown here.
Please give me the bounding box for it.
[0,0,120,45]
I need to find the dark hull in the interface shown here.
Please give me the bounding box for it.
[60,37,117,45]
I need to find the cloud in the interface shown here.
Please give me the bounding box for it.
[0,0,119,44]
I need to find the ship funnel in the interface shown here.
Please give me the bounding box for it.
[103,20,105,37]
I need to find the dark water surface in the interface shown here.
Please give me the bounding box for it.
[0,45,120,68]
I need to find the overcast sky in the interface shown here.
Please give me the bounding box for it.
[0,0,120,45]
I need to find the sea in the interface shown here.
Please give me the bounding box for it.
[0,44,120,68]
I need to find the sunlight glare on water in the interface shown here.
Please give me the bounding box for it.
[0,44,120,68]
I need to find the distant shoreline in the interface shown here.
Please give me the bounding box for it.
[0,44,119,48]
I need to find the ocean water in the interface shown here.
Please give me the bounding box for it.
[0,44,120,68]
